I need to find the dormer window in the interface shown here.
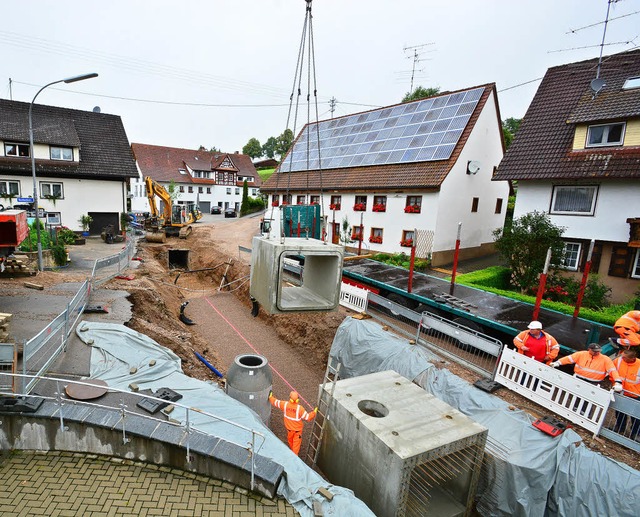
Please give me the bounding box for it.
[4,142,29,158]
[622,77,640,90]
[50,146,73,161]
[586,122,625,147]
[179,168,187,175]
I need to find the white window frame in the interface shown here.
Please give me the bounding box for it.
[561,242,582,271]
[235,188,240,195]
[623,77,640,90]
[632,249,640,279]
[50,146,73,161]
[40,182,63,199]
[226,188,231,195]
[586,122,625,147]
[550,185,598,216]
[0,180,20,197]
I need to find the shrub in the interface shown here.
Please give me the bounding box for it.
[51,242,68,266]
[57,227,78,245]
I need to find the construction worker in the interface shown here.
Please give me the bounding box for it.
[513,320,560,364]
[269,390,317,456]
[551,343,623,388]
[612,310,640,348]
[612,348,640,440]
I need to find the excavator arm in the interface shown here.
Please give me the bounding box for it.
[144,176,172,223]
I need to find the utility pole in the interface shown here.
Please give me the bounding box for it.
[328,97,337,118]
[403,43,435,93]
[8,78,12,100]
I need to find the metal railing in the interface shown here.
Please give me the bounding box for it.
[367,293,503,378]
[21,232,137,394]
[0,372,265,490]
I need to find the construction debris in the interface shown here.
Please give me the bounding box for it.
[317,487,334,501]
[24,282,44,290]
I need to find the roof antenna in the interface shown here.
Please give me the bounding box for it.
[591,0,617,97]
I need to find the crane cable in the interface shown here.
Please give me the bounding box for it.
[272,0,325,240]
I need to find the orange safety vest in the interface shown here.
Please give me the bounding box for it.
[269,396,316,432]
[513,330,560,363]
[558,351,620,383]
[614,356,640,398]
[614,311,640,346]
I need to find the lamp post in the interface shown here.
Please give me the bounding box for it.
[29,73,98,271]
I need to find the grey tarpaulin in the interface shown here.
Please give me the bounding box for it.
[329,317,640,517]
[77,321,374,517]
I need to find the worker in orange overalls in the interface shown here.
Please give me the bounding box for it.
[551,343,623,388]
[269,390,317,455]
[612,310,640,348]
[612,348,640,440]
[513,320,560,364]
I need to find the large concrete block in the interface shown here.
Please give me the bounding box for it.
[317,371,487,517]
[249,236,344,314]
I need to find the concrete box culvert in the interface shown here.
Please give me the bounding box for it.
[225,354,272,425]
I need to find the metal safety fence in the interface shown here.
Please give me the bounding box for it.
[367,293,503,379]
[20,233,137,394]
[0,373,264,491]
[495,347,640,452]
[339,282,369,313]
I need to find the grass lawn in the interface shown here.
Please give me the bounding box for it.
[258,168,275,182]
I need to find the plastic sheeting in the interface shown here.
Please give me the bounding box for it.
[77,321,374,517]
[330,317,640,517]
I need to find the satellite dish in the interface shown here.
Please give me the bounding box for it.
[590,78,606,95]
[92,106,101,113]
[467,160,481,175]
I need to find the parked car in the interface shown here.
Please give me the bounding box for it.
[211,206,222,214]
[224,208,237,218]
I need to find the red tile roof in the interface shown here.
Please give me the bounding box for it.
[494,49,640,181]
[131,144,261,185]
[261,83,497,193]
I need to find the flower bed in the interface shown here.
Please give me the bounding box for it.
[404,205,421,214]
[372,204,386,212]
[353,203,366,211]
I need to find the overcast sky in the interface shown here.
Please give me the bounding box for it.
[2,1,638,154]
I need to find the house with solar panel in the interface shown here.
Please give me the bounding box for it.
[493,49,640,303]
[260,83,509,266]
[130,144,261,215]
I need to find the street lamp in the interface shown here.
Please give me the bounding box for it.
[29,73,98,271]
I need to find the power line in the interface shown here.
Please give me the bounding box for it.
[498,77,544,93]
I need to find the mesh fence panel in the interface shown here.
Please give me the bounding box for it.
[415,229,434,259]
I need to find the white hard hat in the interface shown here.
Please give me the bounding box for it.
[528,321,543,330]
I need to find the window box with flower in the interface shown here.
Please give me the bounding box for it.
[353,203,366,211]
[351,232,363,241]
[400,238,413,247]
[329,203,341,210]
[404,205,421,214]
[271,201,280,207]
[372,203,386,212]
[369,235,383,244]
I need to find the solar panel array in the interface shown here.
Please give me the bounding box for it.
[279,87,484,173]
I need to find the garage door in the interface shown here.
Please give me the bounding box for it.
[88,212,119,236]
[199,201,211,214]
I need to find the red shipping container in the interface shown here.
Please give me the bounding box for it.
[0,210,29,248]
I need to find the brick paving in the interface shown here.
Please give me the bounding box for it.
[0,451,298,516]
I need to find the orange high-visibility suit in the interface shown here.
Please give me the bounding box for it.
[269,392,317,455]
[513,330,559,364]
[557,351,620,384]
[614,355,640,398]
[614,311,640,347]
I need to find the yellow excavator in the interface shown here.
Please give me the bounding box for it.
[144,176,202,242]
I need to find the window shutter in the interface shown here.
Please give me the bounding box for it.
[608,244,632,278]
[579,241,602,273]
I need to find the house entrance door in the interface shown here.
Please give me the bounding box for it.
[332,222,340,245]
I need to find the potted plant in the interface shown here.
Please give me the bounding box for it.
[120,212,130,236]
[78,214,93,236]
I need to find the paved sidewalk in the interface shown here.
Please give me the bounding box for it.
[1,451,298,516]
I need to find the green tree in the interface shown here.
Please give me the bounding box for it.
[340,216,352,245]
[240,179,249,215]
[275,129,294,159]
[492,211,566,293]
[167,180,179,202]
[502,117,522,149]
[262,136,278,159]
[402,86,440,103]
[198,145,221,152]
[242,138,263,159]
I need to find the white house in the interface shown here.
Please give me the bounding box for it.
[494,49,640,303]
[260,84,509,266]
[130,144,261,215]
[0,99,137,234]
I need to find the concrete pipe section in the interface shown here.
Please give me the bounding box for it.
[226,354,273,425]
